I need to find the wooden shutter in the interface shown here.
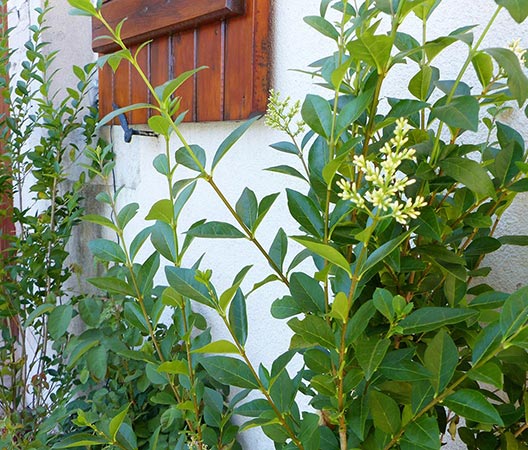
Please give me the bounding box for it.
[93,0,272,124]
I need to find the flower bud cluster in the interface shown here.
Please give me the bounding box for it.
[509,39,526,66]
[265,89,306,138]
[338,118,427,224]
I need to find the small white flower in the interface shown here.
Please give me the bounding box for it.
[509,38,526,66]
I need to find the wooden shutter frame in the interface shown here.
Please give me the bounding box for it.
[93,0,273,124]
[92,0,245,54]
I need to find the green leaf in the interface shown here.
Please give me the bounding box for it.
[414,206,442,241]
[269,228,288,272]
[200,356,259,388]
[186,221,245,239]
[175,144,206,172]
[98,103,154,128]
[219,266,251,312]
[236,188,258,230]
[500,286,528,339]
[192,340,240,354]
[78,297,102,328]
[399,307,479,334]
[355,336,391,380]
[153,154,170,175]
[472,52,494,87]
[24,304,55,328]
[424,330,458,394]
[88,277,135,297]
[373,288,395,321]
[380,350,432,381]
[124,302,150,334]
[430,95,479,131]
[444,389,504,425]
[173,181,196,223]
[304,16,339,40]
[49,305,73,340]
[289,272,325,314]
[109,405,130,441]
[52,433,108,448]
[154,66,207,101]
[330,292,350,322]
[472,323,503,365]
[292,236,351,275]
[165,267,214,307]
[229,289,248,347]
[82,214,118,232]
[369,390,401,435]
[439,157,496,200]
[348,35,392,73]
[150,221,177,262]
[288,316,335,349]
[88,238,127,263]
[271,295,303,319]
[130,226,153,260]
[464,237,501,256]
[495,0,528,23]
[400,416,440,450]
[265,165,307,180]
[336,89,374,132]
[361,231,411,276]
[254,192,280,232]
[346,301,376,345]
[409,66,439,101]
[157,360,188,375]
[286,189,324,238]
[212,115,260,169]
[145,199,173,223]
[301,94,333,138]
[468,362,503,389]
[148,115,172,137]
[499,235,528,245]
[270,141,299,155]
[86,345,107,380]
[485,47,528,105]
[299,413,321,450]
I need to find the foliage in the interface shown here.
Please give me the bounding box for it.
[65,0,528,449]
[0,2,98,447]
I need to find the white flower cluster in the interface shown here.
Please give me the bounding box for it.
[338,118,427,225]
[265,89,305,138]
[509,39,526,66]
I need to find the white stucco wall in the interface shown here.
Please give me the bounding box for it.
[8,0,528,448]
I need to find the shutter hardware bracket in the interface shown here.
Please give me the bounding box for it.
[113,103,158,143]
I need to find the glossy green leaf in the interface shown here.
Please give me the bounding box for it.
[236,188,258,230]
[270,141,299,155]
[269,228,288,272]
[399,307,479,334]
[495,0,528,23]
[299,412,321,450]
[212,115,260,169]
[148,115,172,137]
[355,336,391,380]
[499,235,528,245]
[157,360,188,375]
[192,340,240,354]
[265,164,307,180]
[98,103,154,128]
[409,66,439,101]
[175,144,206,172]
[336,89,374,132]
[500,286,528,339]
[186,221,245,239]
[444,389,504,425]
[361,231,411,276]
[86,345,107,380]
[304,16,339,40]
[469,362,503,389]
[301,94,333,138]
[348,35,392,73]
[472,52,494,87]
[472,323,502,364]
[369,390,401,435]
[330,292,350,323]
[288,316,335,349]
[485,47,528,105]
[439,157,496,199]
[165,266,214,307]
[254,192,280,232]
[200,356,259,389]
[286,189,324,238]
[82,214,118,232]
[229,289,248,346]
[145,199,173,223]
[346,301,376,345]
[123,302,150,334]
[109,405,130,441]
[289,272,325,313]
[52,433,108,448]
[88,238,126,263]
[430,95,479,131]
[373,288,395,321]
[424,330,458,394]
[271,295,303,319]
[219,266,251,312]
[154,66,207,101]
[78,297,102,328]
[400,416,440,450]
[150,221,177,262]
[49,305,73,340]
[88,277,136,297]
[292,236,352,275]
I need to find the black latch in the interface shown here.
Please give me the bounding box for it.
[113,103,158,143]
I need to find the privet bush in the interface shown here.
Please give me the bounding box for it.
[63,0,528,449]
[0,2,99,447]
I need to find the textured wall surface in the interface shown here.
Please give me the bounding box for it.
[8,1,528,448]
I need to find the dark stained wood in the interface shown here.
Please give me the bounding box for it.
[96,0,272,124]
[93,0,244,53]
[98,59,114,123]
[172,30,196,121]
[113,56,131,124]
[196,22,224,122]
